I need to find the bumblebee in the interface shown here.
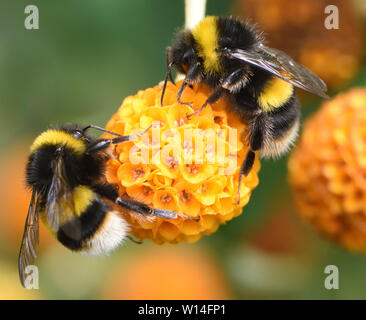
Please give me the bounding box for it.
[161,16,329,201]
[19,124,188,287]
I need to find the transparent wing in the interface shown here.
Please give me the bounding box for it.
[18,189,40,287]
[227,45,329,99]
[45,157,81,240]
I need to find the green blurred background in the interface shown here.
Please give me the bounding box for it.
[1,0,366,299]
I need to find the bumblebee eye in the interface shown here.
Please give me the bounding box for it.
[183,49,195,64]
[54,147,63,156]
[219,37,232,49]
[72,130,83,139]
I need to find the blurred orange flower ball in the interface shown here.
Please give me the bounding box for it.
[101,246,232,299]
[250,206,307,255]
[289,88,366,251]
[238,0,363,90]
[0,145,53,252]
[104,81,260,244]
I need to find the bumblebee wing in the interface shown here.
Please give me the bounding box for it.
[45,156,81,239]
[18,189,40,287]
[228,45,329,99]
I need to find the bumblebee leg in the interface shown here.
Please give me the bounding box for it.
[236,113,266,204]
[91,184,196,243]
[86,125,152,154]
[111,124,152,144]
[177,62,201,107]
[93,183,197,222]
[221,68,251,92]
[187,68,250,119]
[93,183,198,220]
[115,197,199,221]
[126,235,143,244]
[186,87,225,119]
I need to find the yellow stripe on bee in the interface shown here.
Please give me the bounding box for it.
[73,185,95,216]
[40,186,94,235]
[192,16,221,74]
[40,210,57,237]
[258,77,294,112]
[30,130,86,155]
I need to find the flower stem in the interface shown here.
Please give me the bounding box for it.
[185,0,207,29]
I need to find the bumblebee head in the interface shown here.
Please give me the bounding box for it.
[61,124,94,144]
[26,123,122,193]
[30,127,88,155]
[25,126,92,191]
[168,30,197,74]
[170,16,222,76]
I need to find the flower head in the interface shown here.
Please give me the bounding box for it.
[289,88,366,251]
[104,81,260,244]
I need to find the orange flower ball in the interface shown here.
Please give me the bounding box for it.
[104,81,260,244]
[101,246,232,299]
[289,88,366,251]
[238,0,363,91]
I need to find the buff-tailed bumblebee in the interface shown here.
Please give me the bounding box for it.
[19,124,190,287]
[161,16,329,202]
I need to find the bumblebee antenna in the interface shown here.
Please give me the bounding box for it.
[82,125,122,137]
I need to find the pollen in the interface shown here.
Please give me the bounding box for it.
[142,186,153,196]
[133,167,145,180]
[104,81,260,244]
[164,156,179,170]
[180,190,191,203]
[185,164,201,175]
[289,88,366,252]
[160,193,173,204]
